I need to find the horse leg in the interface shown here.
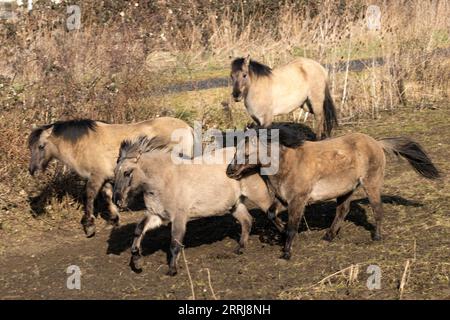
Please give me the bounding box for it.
[130,213,163,272]
[282,195,307,260]
[232,203,253,254]
[324,191,353,241]
[268,200,286,233]
[101,182,120,226]
[81,176,104,237]
[362,180,384,241]
[255,113,274,127]
[168,216,187,276]
[308,92,325,140]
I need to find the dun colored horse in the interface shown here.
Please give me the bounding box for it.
[226,128,440,259]
[28,117,193,237]
[113,136,277,276]
[231,55,338,139]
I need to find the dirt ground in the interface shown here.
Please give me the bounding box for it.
[0,104,449,300]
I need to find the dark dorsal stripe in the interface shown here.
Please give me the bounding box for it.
[231,58,272,77]
[28,119,99,147]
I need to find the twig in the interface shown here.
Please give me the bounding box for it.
[399,259,411,300]
[340,32,352,111]
[201,268,218,300]
[179,243,196,300]
[317,264,358,286]
[303,216,310,232]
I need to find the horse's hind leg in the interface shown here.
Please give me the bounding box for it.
[361,178,384,241]
[130,213,163,272]
[168,216,187,276]
[81,176,104,237]
[282,195,307,260]
[324,191,353,241]
[101,182,120,226]
[232,203,253,254]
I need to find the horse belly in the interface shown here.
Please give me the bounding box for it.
[272,91,307,116]
[309,178,357,202]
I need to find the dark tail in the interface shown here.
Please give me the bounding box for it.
[323,83,338,137]
[379,137,440,179]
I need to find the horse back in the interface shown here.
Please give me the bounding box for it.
[281,133,385,202]
[287,133,384,184]
[71,117,192,179]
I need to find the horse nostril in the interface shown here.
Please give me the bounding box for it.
[226,166,234,177]
[29,165,36,176]
[113,193,122,205]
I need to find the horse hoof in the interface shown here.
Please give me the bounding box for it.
[323,231,335,242]
[373,234,382,241]
[130,256,143,273]
[281,252,291,260]
[234,246,244,255]
[83,224,96,238]
[167,268,178,276]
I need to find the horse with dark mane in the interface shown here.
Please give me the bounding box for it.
[230,55,338,139]
[28,117,194,237]
[112,136,280,276]
[226,127,440,260]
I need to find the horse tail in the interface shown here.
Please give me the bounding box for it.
[323,83,338,137]
[378,137,440,179]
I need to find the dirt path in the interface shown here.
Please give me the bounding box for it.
[1,106,449,299]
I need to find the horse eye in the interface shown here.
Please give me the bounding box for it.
[243,73,247,78]
[38,144,45,150]
[124,170,133,178]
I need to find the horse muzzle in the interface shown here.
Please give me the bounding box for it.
[28,164,37,176]
[232,90,243,102]
[233,95,243,102]
[113,192,127,209]
[226,165,241,179]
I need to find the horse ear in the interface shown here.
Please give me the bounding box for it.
[41,126,53,138]
[244,54,251,69]
[136,150,142,162]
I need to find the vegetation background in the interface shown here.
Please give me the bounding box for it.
[0,0,449,299]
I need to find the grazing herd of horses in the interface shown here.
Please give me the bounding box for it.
[28,56,440,275]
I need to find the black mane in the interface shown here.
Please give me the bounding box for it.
[118,136,168,163]
[250,123,314,148]
[28,119,99,147]
[232,57,272,77]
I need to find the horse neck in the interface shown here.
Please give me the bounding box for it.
[49,138,88,176]
[250,73,272,89]
[139,152,172,182]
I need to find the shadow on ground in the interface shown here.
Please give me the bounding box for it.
[106,194,422,261]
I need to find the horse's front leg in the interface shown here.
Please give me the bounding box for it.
[282,195,308,260]
[130,213,163,272]
[101,182,120,226]
[81,176,104,237]
[268,199,286,233]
